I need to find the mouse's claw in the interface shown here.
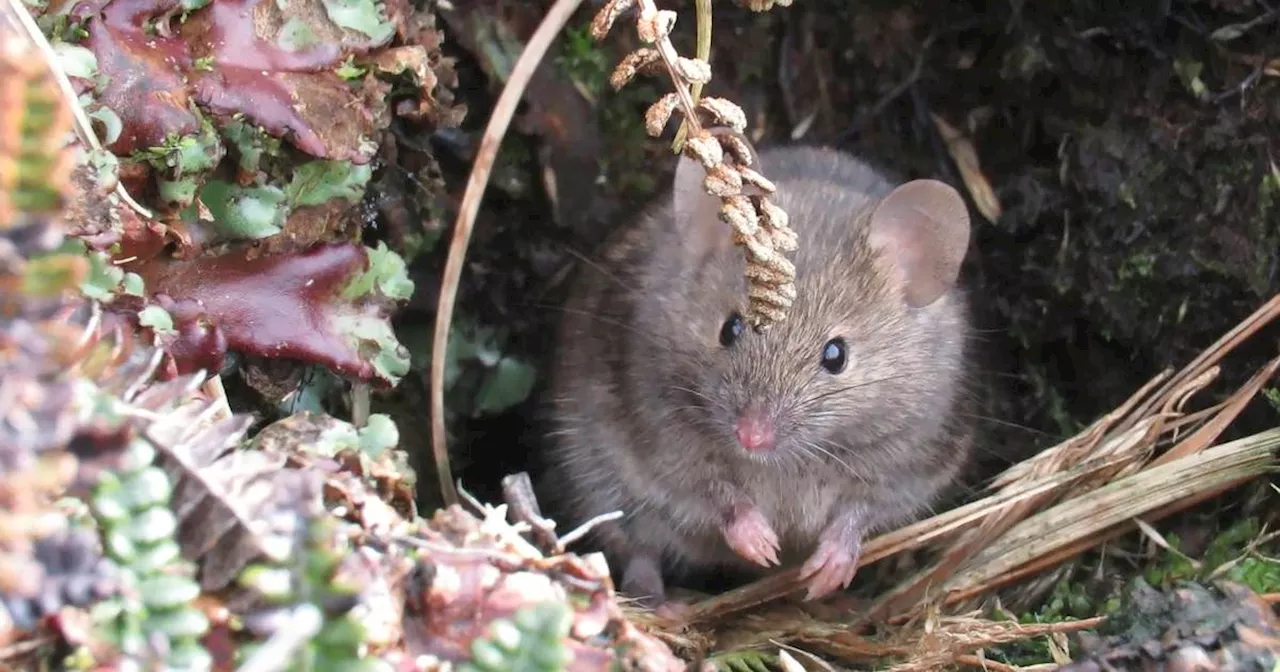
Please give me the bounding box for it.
[721,504,780,567]
[798,513,864,600]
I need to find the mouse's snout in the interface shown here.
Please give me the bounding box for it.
[734,405,776,453]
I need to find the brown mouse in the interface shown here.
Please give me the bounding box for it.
[541,135,976,605]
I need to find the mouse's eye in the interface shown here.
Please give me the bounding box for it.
[820,338,848,374]
[719,312,745,347]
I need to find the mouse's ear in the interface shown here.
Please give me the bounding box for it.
[672,128,762,257]
[867,179,971,308]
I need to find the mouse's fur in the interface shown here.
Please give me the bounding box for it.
[542,144,977,598]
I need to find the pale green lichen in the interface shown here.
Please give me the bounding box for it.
[320,0,394,43]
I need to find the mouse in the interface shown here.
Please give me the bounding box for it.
[540,132,977,607]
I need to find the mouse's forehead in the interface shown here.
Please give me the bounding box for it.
[750,242,896,347]
[753,305,831,348]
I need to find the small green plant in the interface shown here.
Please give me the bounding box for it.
[704,648,779,672]
[1143,517,1278,592]
[460,602,574,672]
[555,24,609,98]
[91,438,212,671]
[236,511,391,671]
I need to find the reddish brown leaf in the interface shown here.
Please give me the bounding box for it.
[127,242,401,384]
[83,19,196,156]
[191,69,378,163]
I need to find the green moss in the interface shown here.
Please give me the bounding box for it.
[134,119,225,208]
[987,575,1117,667]
[598,81,663,198]
[1141,518,1277,591]
[1263,388,1280,415]
[554,24,609,100]
[704,649,779,672]
[1116,251,1158,281]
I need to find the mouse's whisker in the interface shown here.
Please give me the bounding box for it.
[796,437,864,483]
[533,304,679,355]
[786,443,822,475]
[795,373,914,407]
[668,385,715,405]
[954,412,1061,439]
[561,246,642,295]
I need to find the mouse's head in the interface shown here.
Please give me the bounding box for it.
[639,136,972,470]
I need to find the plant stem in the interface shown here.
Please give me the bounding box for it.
[672,0,711,152]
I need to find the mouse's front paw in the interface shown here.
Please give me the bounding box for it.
[721,503,780,567]
[798,513,864,600]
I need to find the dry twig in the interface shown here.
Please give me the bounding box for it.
[429,0,588,507]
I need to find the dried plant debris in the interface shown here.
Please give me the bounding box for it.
[146,399,324,593]
[254,411,419,522]
[1061,580,1280,672]
[1,527,121,632]
[590,0,798,328]
[402,504,685,671]
[931,113,1002,224]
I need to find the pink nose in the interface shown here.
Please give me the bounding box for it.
[735,412,776,452]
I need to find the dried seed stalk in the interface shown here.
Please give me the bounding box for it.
[590,0,798,327]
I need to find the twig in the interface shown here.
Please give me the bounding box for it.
[428,0,588,508]
[559,510,625,548]
[456,480,487,514]
[0,634,53,662]
[502,471,560,551]
[499,471,624,550]
[954,655,1059,671]
[671,0,711,152]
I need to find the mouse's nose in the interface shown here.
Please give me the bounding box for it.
[735,411,776,452]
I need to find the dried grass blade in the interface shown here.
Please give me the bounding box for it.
[991,366,1171,489]
[1132,293,1280,421]
[860,419,1160,622]
[934,426,1280,606]
[805,614,1104,671]
[1150,356,1280,466]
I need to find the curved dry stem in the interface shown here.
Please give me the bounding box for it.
[671,0,711,152]
[428,0,589,508]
